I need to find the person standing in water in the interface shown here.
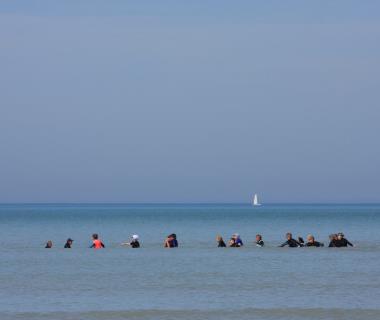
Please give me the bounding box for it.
[164,234,178,248]
[279,233,302,247]
[305,235,324,247]
[233,234,244,246]
[328,234,338,247]
[90,234,105,249]
[64,238,74,248]
[334,233,354,247]
[255,234,264,247]
[121,234,140,248]
[216,235,226,247]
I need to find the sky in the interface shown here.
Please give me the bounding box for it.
[0,1,379,203]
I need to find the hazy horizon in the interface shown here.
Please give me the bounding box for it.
[1,1,379,203]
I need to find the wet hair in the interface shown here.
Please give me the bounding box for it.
[286,232,292,238]
[256,234,262,240]
[92,233,98,240]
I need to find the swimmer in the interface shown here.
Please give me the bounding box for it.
[255,234,264,247]
[90,233,105,249]
[232,233,243,246]
[229,237,238,247]
[164,233,178,248]
[121,234,140,248]
[334,233,354,247]
[229,236,242,247]
[45,240,53,248]
[216,235,226,247]
[64,238,74,248]
[305,234,324,247]
[279,232,302,247]
[328,234,338,247]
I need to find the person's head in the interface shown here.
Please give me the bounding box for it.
[66,238,73,244]
[132,234,139,241]
[216,235,223,242]
[337,233,344,240]
[307,234,314,243]
[167,233,176,240]
[229,237,235,244]
[45,240,53,248]
[286,232,292,240]
[92,233,98,240]
[256,234,262,241]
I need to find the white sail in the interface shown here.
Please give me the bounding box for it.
[253,194,261,206]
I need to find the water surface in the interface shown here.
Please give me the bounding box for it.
[1,204,379,320]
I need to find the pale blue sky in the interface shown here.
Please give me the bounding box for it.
[0,1,379,203]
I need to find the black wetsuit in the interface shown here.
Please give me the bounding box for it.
[334,238,353,247]
[217,240,226,247]
[256,240,264,247]
[280,238,302,247]
[64,242,71,248]
[130,240,140,248]
[328,240,337,247]
[306,241,324,247]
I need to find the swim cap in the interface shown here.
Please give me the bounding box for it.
[132,234,139,240]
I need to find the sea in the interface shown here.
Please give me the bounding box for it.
[1,203,380,320]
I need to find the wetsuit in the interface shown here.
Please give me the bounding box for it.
[306,241,324,247]
[217,240,226,247]
[235,238,243,246]
[280,238,302,247]
[64,242,71,248]
[256,240,264,247]
[130,240,140,248]
[334,238,353,247]
[328,240,337,247]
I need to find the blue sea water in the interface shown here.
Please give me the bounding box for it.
[1,204,380,320]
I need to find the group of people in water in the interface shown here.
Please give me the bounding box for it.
[45,232,353,249]
[216,232,353,248]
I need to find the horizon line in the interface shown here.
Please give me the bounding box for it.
[1,202,380,206]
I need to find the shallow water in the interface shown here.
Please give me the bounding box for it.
[1,204,379,320]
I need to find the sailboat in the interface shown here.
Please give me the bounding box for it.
[252,193,261,206]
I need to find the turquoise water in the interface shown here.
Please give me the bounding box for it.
[1,204,380,320]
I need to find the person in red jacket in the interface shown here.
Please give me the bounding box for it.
[90,233,105,249]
